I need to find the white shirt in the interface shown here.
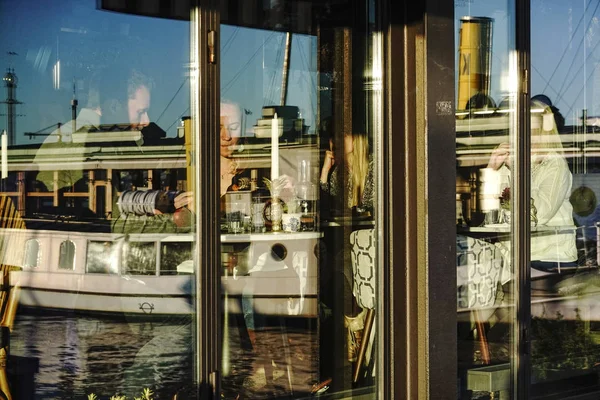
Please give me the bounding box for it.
[497,152,577,263]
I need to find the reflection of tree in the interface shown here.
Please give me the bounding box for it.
[160,242,192,275]
[123,242,156,275]
[87,241,118,274]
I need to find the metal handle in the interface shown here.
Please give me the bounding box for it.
[208,30,216,64]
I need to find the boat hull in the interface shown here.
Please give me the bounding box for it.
[12,271,194,315]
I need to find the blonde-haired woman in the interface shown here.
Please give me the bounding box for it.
[320,131,374,214]
[319,131,374,362]
[487,99,577,272]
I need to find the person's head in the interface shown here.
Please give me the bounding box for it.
[531,98,563,161]
[220,100,242,157]
[126,69,152,127]
[532,94,565,131]
[90,67,153,127]
[466,92,497,118]
[570,186,597,217]
[344,131,370,208]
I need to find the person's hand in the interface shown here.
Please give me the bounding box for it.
[174,191,194,212]
[488,143,511,170]
[320,139,335,183]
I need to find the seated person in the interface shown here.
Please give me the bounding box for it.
[485,99,577,273]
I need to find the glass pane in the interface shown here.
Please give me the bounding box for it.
[58,240,75,270]
[122,242,156,276]
[219,1,381,398]
[23,239,40,268]
[530,1,600,397]
[87,241,118,274]
[455,1,518,398]
[160,241,193,275]
[0,1,197,398]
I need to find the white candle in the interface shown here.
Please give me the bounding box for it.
[271,113,279,180]
[1,131,7,180]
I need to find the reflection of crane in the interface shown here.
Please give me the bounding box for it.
[24,123,62,140]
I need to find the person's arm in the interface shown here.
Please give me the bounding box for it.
[320,140,335,187]
[531,156,571,225]
[488,142,511,170]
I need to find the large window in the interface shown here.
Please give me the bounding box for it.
[529,1,600,397]
[1,1,197,398]
[0,0,384,398]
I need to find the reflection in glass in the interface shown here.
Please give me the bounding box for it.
[530,1,600,396]
[23,239,40,269]
[0,1,197,397]
[219,1,380,397]
[455,1,517,398]
[58,239,76,270]
[122,242,156,276]
[160,242,193,275]
[86,241,119,274]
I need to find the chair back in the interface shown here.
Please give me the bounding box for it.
[350,229,376,310]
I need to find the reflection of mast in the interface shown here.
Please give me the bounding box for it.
[280,32,292,105]
[1,67,22,146]
[71,79,78,134]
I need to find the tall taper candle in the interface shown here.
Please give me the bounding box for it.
[271,113,279,180]
[1,130,7,179]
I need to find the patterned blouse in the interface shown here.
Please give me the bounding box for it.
[320,155,374,213]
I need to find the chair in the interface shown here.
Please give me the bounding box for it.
[349,228,376,383]
[456,235,506,365]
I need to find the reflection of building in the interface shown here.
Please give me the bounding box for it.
[3,124,186,221]
[0,123,318,224]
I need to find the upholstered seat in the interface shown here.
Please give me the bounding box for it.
[349,228,376,382]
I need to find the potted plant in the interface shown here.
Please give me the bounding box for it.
[87,388,154,400]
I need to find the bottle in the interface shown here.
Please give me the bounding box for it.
[294,159,317,231]
[250,169,268,233]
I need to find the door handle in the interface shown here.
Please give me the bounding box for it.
[208,30,216,64]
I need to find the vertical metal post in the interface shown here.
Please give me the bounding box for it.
[192,0,221,398]
[514,0,531,398]
[280,32,292,106]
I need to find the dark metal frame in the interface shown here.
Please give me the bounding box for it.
[514,0,532,398]
[385,0,457,398]
[193,0,222,398]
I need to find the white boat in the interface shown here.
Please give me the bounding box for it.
[3,225,321,317]
[4,227,195,316]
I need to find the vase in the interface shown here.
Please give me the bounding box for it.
[501,208,511,224]
[282,213,302,232]
[270,196,283,232]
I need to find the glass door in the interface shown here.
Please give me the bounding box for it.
[215,1,383,398]
[454,1,522,398]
